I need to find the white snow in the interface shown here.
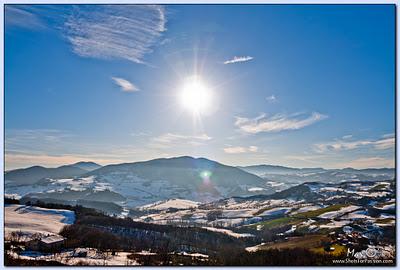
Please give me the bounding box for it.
[139,199,200,210]
[376,203,395,211]
[245,243,266,252]
[202,227,254,238]
[290,205,322,215]
[14,248,138,266]
[5,193,21,199]
[176,252,209,258]
[320,187,344,192]
[5,204,75,238]
[379,213,395,219]
[259,207,291,217]
[318,205,360,219]
[320,220,351,228]
[266,181,285,187]
[248,187,264,192]
[341,210,374,220]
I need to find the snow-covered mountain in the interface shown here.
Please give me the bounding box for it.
[5,157,395,214]
[5,165,87,185]
[6,156,269,209]
[5,161,102,185]
[83,156,269,206]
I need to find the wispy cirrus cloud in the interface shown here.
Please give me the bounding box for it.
[65,5,166,64]
[149,133,212,149]
[224,56,253,64]
[6,129,73,153]
[5,5,46,30]
[111,77,139,92]
[6,5,167,64]
[223,146,258,154]
[314,134,395,153]
[235,112,327,134]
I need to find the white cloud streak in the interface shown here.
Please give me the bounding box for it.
[223,146,258,154]
[64,5,166,63]
[111,77,139,92]
[5,5,46,29]
[149,133,212,149]
[224,56,253,64]
[314,135,395,153]
[235,112,327,134]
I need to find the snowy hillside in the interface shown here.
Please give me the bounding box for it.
[6,156,271,208]
[5,204,75,238]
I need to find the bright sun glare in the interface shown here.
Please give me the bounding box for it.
[180,76,212,114]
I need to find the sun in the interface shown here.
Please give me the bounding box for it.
[180,76,212,114]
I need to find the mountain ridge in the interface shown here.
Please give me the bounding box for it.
[5,161,102,185]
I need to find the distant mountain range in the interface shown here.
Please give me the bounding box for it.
[5,161,101,185]
[239,164,395,186]
[239,164,394,176]
[4,156,395,212]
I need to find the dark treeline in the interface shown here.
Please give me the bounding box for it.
[60,213,254,254]
[4,197,20,204]
[20,200,253,255]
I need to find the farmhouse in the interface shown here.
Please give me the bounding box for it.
[26,235,65,252]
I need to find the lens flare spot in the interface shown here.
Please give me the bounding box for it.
[200,170,212,185]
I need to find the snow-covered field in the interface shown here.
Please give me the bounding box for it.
[5,204,75,238]
[9,248,211,266]
[10,249,138,266]
[140,199,200,210]
[318,205,360,219]
[376,203,395,211]
[319,220,351,228]
[341,210,374,220]
[290,205,322,215]
[259,207,291,217]
[201,227,254,238]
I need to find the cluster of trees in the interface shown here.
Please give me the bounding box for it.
[60,211,252,255]
[4,197,20,204]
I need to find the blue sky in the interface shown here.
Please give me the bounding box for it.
[5,4,395,170]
